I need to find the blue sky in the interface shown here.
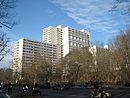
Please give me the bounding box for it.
[0,0,130,67]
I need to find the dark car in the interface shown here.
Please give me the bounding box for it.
[124,82,130,87]
[0,93,11,98]
[0,86,5,93]
[32,87,42,96]
[39,82,50,89]
[52,82,69,91]
[75,82,88,88]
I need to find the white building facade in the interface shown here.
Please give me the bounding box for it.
[43,25,90,57]
[13,38,59,74]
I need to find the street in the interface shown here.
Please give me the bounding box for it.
[8,86,130,98]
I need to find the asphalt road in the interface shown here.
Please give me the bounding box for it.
[8,86,130,98]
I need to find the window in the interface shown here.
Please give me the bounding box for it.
[74,36,76,40]
[77,37,79,41]
[70,42,73,46]
[70,35,72,39]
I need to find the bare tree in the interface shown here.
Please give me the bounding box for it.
[90,29,130,85]
[21,52,53,83]
[0,68,13,82]
[61,46,93,83]
[109,0,130,15]
[95,45,115,84]
[110,29,130,84]
[0,32,9,61]
[0,0,17,62]
[0,0,17,29]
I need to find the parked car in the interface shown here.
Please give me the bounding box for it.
[52,82,69,91]
[75,82,88,88]
[0,85,5,93]
[0,93,11,98]
[124,82,130,87]
[32,87,42,96]
[39,82,50,89]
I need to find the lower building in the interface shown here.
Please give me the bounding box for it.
[13,38,60,81]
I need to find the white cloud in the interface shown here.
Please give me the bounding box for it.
[49,0,130,40]
[45,8,57,16]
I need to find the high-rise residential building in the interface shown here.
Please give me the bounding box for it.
[13,38,60,75]
[43,25,90,57]
[13,25,91,81]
